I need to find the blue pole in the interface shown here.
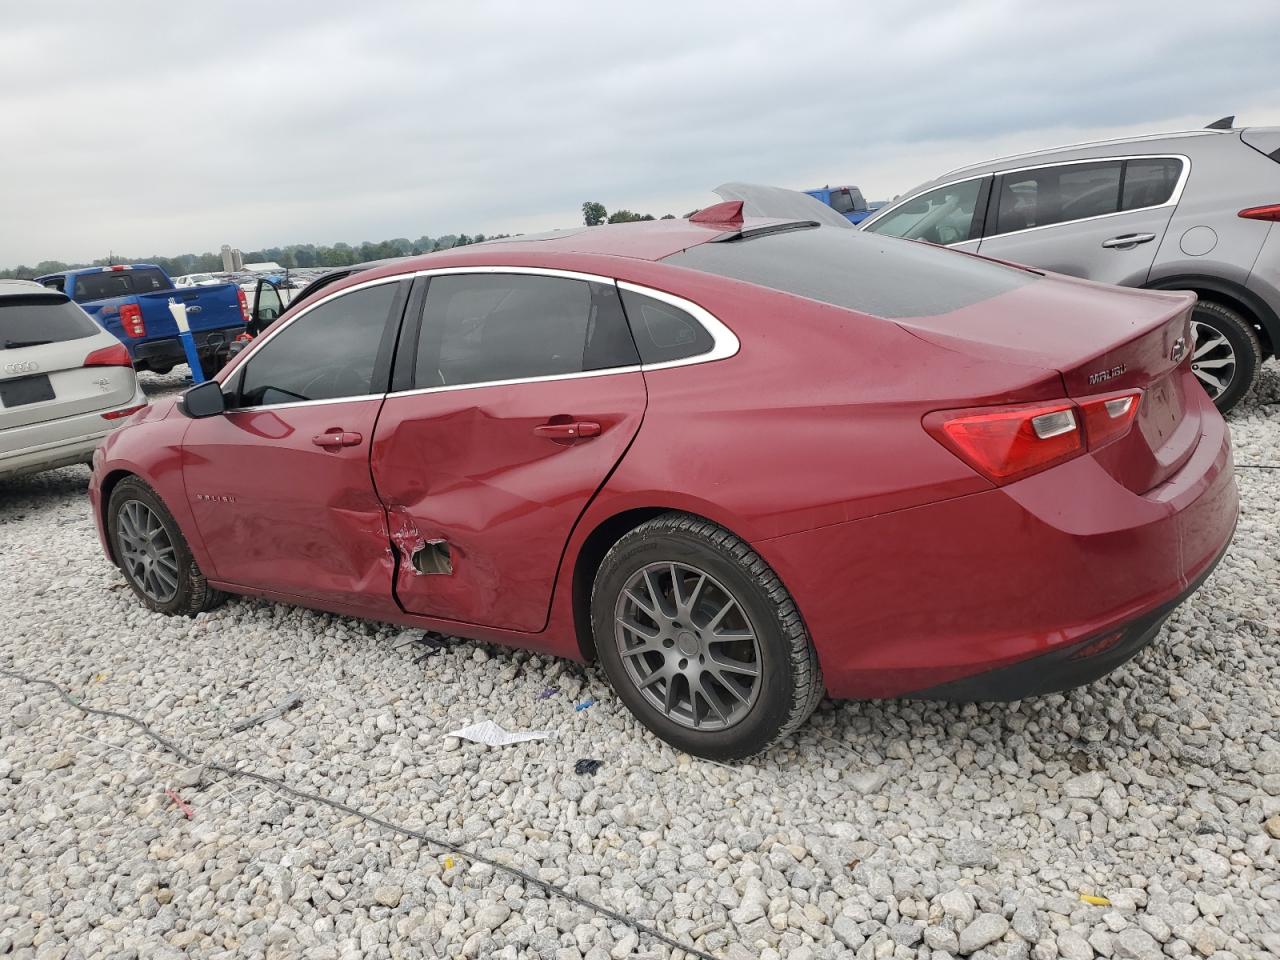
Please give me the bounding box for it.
[168,298,206,383]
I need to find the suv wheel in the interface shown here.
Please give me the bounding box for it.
[591,513,823,761]
[107,476,225,616]
[1189,301,1262,413]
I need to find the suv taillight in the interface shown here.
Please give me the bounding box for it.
[237,287,249,323]
[119,303,146,338]
[84,343,132,367]
[1238,204,1280,221]
[924,391,1142,485]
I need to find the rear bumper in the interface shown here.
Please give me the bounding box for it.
[133,328,240,368]
[0,387,147,480]
[755,385,1239,700]
[904,533,1230,700]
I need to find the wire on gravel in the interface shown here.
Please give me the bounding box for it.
[0,664,719,960]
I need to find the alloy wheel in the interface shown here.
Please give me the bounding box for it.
[613,561,762,731]
[116,499,180,603]
[1189,319,1236,400]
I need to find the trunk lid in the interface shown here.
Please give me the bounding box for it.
[896,273,1199,493]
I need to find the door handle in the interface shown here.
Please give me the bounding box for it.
[533,421,601,441]
[311,430,363,448]
[1101,233,1156,249]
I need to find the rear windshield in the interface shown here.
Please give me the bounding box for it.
[1,295,100,347]
[663,227,1036,318]
[71,267,172,303]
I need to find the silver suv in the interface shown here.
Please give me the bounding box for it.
[860,120,1280,411]
[1,280,148,479]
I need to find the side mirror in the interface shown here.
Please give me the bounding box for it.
[180,379,226,419]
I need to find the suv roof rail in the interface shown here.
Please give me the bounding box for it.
[1205,115,1235,130]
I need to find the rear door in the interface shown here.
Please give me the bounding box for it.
[181,278,407,606]
[372,269,647,633]
[977,157,1184,286]
[1,293,134,445]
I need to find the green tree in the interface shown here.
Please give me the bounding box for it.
[582,201,607,226]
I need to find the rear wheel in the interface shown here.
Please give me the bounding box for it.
[592,514,822,760]
[107,476,225,616]
[1189,301,1262,413]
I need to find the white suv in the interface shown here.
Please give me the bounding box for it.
[1,280,148,480]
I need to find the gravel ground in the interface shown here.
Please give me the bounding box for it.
[1,367,1278,960]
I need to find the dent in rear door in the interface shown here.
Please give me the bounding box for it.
[370,273,647,633]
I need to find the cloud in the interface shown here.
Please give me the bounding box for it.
[2,0,1278,265]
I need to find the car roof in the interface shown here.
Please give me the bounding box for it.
[0,278,57,299]
[931,129,1228,184]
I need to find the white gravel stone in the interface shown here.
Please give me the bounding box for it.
[0,367,1278,958]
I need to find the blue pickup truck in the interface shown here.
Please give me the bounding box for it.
[804,185,885,225]
[35,264,247,374]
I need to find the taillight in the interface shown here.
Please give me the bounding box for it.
[1238,204,1280,221]
[1078,391,1142,449]
[84,343,132,367]
[102,403,147,421]
[237,287,249,323]
[119,303,146,338]
[924,390,1143,485]
[924,401,1083,484]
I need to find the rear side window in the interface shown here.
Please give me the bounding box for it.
[238,282,398,407]
[619,289,714,364]
[1,295,100,347]
[993,161,1122,235]
[1121,158,1182,210]
[70,268,172,303]
[664,226,1035,319]
[413,274,638,389]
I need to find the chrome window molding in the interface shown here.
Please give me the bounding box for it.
[217,265,740,410]
[860,154,1191,243]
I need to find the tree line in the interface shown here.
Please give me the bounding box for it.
[0,232,510,281]
[3,201,695,280]
[581,201,678,226]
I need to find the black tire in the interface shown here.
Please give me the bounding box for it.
[107,476,225,616]
[591,513,823,761]
[148,364,174,376]
[1190,301,1262,414]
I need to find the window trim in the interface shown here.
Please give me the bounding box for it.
[860,154,1191,243]
[220,266,739,408]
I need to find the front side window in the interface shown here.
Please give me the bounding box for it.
[993,161,1122,236]
[413,274,638,389]
[237,282,398,407]
[1121,158,1182,210]
[864,179,984,245]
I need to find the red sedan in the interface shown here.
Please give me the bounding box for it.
[89,204,1238,759]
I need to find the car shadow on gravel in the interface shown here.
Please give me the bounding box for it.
[0,465,91,520]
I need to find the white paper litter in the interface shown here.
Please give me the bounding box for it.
[445,720,553,747]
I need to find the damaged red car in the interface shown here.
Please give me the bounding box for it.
[89,204,1238,759]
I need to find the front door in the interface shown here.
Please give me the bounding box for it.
[371,271,647,633]
[182,278,406,606]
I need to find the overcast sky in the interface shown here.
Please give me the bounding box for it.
[3,0,1279,266]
